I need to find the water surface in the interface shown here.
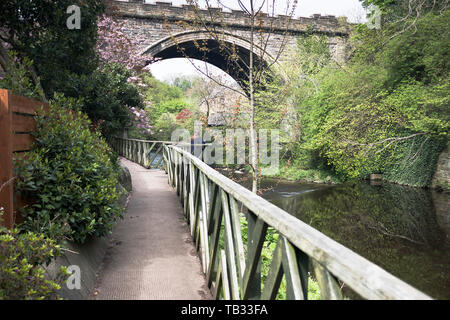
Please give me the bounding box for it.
[222,170,450,299]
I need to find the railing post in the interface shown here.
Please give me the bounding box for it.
[244,211,264,299]
[0,90,14,229]
[138,141,143,166]
[143,142,150,168]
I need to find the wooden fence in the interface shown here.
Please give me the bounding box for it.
[164,144,432,300]
[0,89,48,229]
[111,137,175,169]
[110,137,432,300]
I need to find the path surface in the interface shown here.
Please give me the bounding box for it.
[93,158,212,300]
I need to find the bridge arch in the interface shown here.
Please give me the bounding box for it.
[141,31,273,89]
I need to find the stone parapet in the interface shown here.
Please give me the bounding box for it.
[105,0,351,36]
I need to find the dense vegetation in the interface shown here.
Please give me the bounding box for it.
[128,75,204,141]
[262,8,449,187]
[0,2,139,298]
[0,220,69,300]
[0,0,145,139]
[14,98,124,243]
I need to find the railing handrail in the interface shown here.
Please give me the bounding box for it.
[113,137,177,144]
[168,144,432,300]
[113,137,211,146]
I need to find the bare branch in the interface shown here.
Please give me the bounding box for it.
[346,132,426,155]
[0,177,16,193]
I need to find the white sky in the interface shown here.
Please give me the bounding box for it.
[146,0,367,83]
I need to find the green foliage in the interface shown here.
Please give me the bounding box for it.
[172,76,193,92]
[14,95,124,243]
[0,221,69,300]
[142,76,184,118]
[382,135,446,186]
[382,11,450,87]
[0,3,143,139]
[62,63,144,138]
[273,10,449,186]
[0,51,44,100]
[0,0,105,98]
[294,33,331,76]
[140,76,197,139]
[152,113,179,140]
[360,0,447,22]
[268,159,341,184]
[157,98,193,120]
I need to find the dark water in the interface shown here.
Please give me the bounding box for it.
[221,170,450,299]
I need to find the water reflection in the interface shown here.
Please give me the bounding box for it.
[221,170,450,299]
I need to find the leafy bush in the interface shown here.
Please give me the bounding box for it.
[382,134,446,186]
[14,94,124,243]
[0,214,69,300]
[60,63,145,139]
[152,112,179,141]
[153,98,193,122]
[272,11,449,185]
[0,51,44,100]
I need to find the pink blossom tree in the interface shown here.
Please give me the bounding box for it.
[128,105,154,136]
[96,14,156,137]
[96,14,152,71]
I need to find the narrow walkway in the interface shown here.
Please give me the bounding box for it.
[93,158,212,300]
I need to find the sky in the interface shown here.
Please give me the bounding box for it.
[146,0,368,83]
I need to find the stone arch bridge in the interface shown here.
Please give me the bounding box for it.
[105,0,351,86]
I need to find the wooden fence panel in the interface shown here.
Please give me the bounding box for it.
[0,89,48,228]
[0,90,14,229]
[163,144,432,300]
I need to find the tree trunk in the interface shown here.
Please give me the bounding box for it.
[249,2,258,194]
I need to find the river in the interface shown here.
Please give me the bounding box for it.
[220,169,450,299]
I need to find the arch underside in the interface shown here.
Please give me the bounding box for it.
[143,32,270,90]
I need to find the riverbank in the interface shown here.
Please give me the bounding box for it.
[263,162,341,185]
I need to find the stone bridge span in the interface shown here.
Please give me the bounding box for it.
[105,0,351,84]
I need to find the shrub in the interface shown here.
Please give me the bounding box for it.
[0,212,69,300]
[152,112,179,141]
[14,94,124,243]
[60,63,145,139]
[0,51,44,100]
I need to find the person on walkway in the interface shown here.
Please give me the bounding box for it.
[190,134,205,159]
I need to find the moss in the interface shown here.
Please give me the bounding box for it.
[382,135,446,187]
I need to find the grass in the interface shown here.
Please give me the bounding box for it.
[261,160,342,185]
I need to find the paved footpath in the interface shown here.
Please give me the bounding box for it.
[93,158,212,300]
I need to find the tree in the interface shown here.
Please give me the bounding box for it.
[0,0,105,100]
[190,76,230,121]
[96,13,154,71]
[172,76,194,92]
[282,9,449,185]
[167,0,298,193]
[361,0,449,38]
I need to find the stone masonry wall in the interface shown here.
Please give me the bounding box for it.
[432,148,450,189]
[105,0,351,63]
